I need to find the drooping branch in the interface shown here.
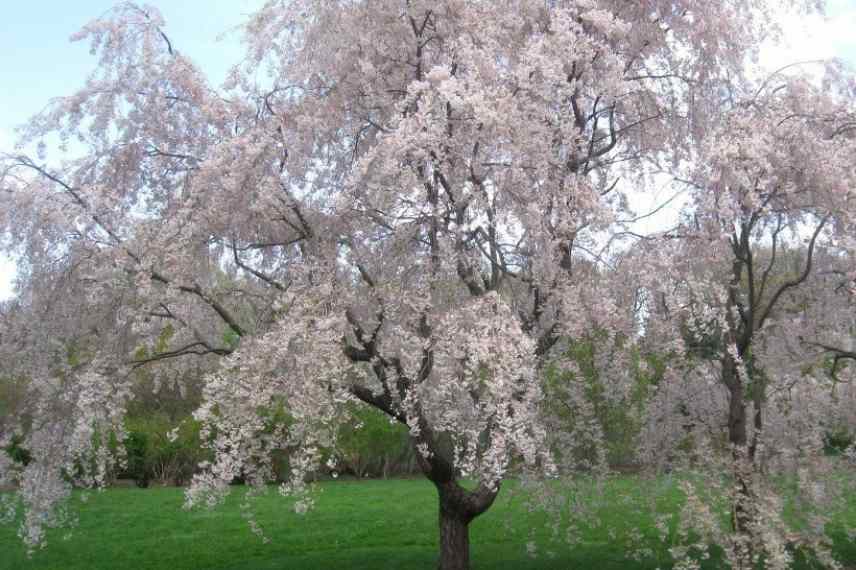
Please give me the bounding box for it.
[231,240,290,292]
[756,214,785,305]
[135,5,177,56]
[348,382,407,424]
[6,157,248,338]
[757,214,830,330]
[150,271,246,338]
[7,157,125,247]
[800,338,856,381]
[128,341,232,368]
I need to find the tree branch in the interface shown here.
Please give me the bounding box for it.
[757,214,829,330]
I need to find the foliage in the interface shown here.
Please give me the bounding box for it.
[334,405,416,479]
[3,435,31,468]
[823,430,854,457]
[119,414,208,488]
[0,375,28,422]
[543,334,660,470]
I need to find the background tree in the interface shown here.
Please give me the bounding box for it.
[636,71,856,569]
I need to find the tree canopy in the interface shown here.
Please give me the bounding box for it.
[1,2,855,569]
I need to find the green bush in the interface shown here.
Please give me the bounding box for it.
[122,429,150,487]
[543,334,661,471]
[119,414,208,486]
[824,429,854,456]
[335,405,416,478]
[4,434,31,466]
[117,402,419,486]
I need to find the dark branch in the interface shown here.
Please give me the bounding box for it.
[128,341,231,368]
[757,214,829,330]
[231,241,289,292]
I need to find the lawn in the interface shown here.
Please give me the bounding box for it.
[1,477,853,570]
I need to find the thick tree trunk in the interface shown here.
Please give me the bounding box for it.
[438,501,471,570]
[432,480,498,570]
[408,416,499,570]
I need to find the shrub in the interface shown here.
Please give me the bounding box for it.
[824,429,854,456]
[119,414,208,486]
[4,434,31,467]
[335,405,416,479]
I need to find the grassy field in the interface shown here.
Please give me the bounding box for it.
[1,477,854,570]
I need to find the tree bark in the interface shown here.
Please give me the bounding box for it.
[723,355,755,570]
[433,480,498,570]
[438,498,471,570]
[407,412,500,569]
[723,355,752,530]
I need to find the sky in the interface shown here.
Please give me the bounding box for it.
[1,1,856,300]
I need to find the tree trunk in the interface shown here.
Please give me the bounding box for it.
[723,356,755,569]
[432,480,498,570]
[438,501,471,570]
[408,416,499,570]
[725,359,752,532]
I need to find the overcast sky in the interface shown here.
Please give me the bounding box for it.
[1,1,856,300]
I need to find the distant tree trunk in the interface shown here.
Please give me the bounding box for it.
[723,354,763,570]
[724,355,752,533]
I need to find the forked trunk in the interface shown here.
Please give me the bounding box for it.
[432,481,499,570]
[411,420,500,570]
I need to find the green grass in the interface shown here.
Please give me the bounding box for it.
[1,477,853,570]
